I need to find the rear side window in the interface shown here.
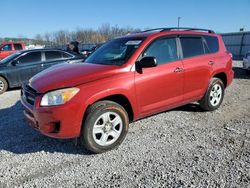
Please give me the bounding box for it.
[142,38,178,65]
[180,37,204,58]
[14,44,23,50]
[204,36,219,53]
[45,51,63,61]
[18,52,41,63]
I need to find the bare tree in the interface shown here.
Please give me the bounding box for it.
[34,34,44,45]
[53,30,71,45]
[33,24,140,46]
[43,32,53,45]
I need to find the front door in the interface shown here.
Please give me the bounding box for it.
[135,37,184,117]
[8,51,42,86]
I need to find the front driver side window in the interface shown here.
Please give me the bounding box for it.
[142,38,178,65]
[18,52,42,64]
[1,44,12,51]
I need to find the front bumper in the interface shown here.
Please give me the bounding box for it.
[21,92,84,139]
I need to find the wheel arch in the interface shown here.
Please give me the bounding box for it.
[0,74,9,88]
[83,93,135,126]
[212,72,227,87]
[96,94,134,122]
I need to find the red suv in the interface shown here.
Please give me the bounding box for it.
[21,28,234,153]
[0,41,25,60]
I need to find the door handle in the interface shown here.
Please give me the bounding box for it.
[208,61,215,65]
[174,67,183,73]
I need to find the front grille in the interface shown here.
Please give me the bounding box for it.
[21,84,38,106]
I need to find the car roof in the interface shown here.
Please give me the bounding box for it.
[19,48,71,54]
[0,41,25,45]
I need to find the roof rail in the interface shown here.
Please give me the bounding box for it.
[162,27,215,33]
[140,27,215,34]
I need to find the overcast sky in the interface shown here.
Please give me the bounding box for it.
[1,0,250,38]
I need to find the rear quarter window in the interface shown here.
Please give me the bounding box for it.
[204,36,219,53]
[180,37,204,58]
[62,52,73,58]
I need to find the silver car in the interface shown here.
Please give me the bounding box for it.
[243,52,250,70]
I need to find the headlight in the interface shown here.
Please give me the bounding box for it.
[40,87,80,106]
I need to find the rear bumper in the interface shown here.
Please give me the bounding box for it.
[21,94,84,139]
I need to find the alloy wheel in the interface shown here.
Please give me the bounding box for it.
[92,112,123,146]
[209,83,222,106]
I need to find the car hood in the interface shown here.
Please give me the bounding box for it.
[30,63,118,93]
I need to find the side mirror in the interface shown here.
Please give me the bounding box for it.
[11,60,19,66]
[137,56,157,69]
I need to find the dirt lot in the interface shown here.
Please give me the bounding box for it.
[0,61,249,188]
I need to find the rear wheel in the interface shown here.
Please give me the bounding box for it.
[0,77,8,95]
[80,101,129,153]
[200,78,225,111]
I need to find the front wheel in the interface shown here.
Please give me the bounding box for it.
[0,77,8,95]
[200,78,225,111]
[80,101,129,153]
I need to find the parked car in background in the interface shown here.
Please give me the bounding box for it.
[80,43,104,58]
[21,27,234,153]
[0,41,25,60]
[243,51,250,72]
[0,49,84,94]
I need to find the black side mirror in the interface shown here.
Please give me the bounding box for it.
[11,60,19,66]
[137,56,157,69]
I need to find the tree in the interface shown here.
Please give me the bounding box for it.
[33,24,141,46]
[34,34,44,45]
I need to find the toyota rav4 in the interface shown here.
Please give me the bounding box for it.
[21,28,234,153]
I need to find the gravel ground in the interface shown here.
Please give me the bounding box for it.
[0,61,249,188]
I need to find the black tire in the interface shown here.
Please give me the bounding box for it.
[0,76,8,95]
[80,100,129,153]
[200,78,225,111]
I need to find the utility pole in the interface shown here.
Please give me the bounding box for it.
[178,17,181,28]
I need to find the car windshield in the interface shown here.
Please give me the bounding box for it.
[0,52,21,64]
[85,37,145,66]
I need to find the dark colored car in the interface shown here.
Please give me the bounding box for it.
[0,49,84,94]
[21,28,234,153]
[80,43,104,58]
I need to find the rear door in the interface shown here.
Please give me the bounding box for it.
[42,51,73,70]
[8,51,42,86]
[180,35,213,101]
[135,37,184,117]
